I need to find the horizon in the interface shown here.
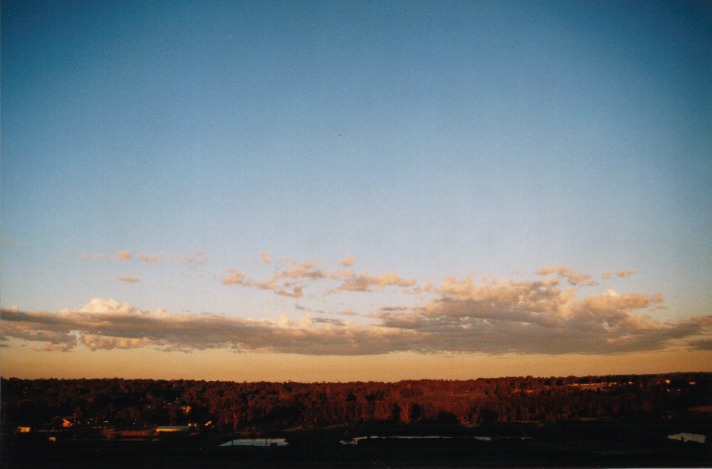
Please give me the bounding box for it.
[2,370,709,384]
[2,0,711,382]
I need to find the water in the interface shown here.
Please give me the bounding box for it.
[666,433,706,444]
[219,438,288,447]
[339,435,534,445]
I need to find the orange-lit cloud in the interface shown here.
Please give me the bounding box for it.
[281,260,326,280]
[221,269,247,285]
[337,271,418,292]
[5,262,704,357]
[114,250,132,261]
[536,265,595,286]
[222,260,326,298]
[340,255,355,266]
[137,253,164,264]
[2,281,709,356]
[80,252,106,260]
[176,251,208,266]
[117,276,140,283]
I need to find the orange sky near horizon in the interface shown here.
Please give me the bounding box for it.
[3,341,710,382]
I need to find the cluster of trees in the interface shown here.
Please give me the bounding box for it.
[2,373,709,433]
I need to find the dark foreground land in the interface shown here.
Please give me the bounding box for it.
[2,373,711,467]
[4,418,711,468]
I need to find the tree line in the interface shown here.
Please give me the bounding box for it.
[2,373,709,432]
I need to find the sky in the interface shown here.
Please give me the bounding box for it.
[1,0,711,381]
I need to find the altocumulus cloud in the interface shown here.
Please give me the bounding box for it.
[336,271,417,292]
[376,275,702,355]
[1,272,710,355]
[0,299,412,355]
[223,259,421,298]
[222,260,327,299]
[114,251,132,261]
[117,276,140,283]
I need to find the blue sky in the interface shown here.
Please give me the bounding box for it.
[2,0,711,379]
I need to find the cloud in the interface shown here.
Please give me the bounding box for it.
[536,265,596,286]
[687,338,712,350]
[617,269,634,278]
[4,271,706,356]
[5,262,706,356]
[115,251,132,261]
[393,277,570,340]
[261,251,272,264]
[81,251,168,264]
[81,334,157,351]
[223,258,417,298]
[137,253,164,264]
[177,252,208,266]
[338,271,417,292]
[340,255,355,266]
[80,252,106,260]
[222,260,326,298]
[374,276,707,354]
[0,319,77,352]
[0,299,414,355]
[222,270,247,285]
[602,272,612,280]
[117,276,140,283]
[255,280,304,298]
[280,261,326,280]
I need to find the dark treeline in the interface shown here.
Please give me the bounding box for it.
[2,373,710,433]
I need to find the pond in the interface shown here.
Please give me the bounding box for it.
[219,438,288,447]
[339,435,533,445]
[666,433,706,444]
